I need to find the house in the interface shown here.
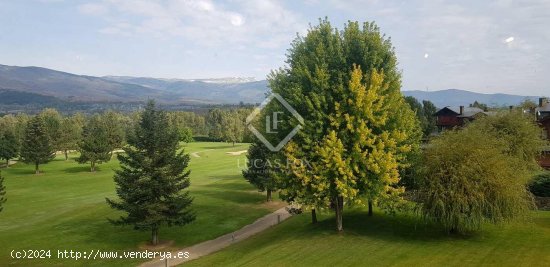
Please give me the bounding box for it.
[434,106,487,131]
[536,97,550,169]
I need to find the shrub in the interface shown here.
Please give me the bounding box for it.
[529,172,550,197]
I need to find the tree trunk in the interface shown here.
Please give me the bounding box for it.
[368,199,373,217]
[64,150,68,161]
[151,226,159,245]
[90,161,95,172]
[335,196,343,232]
[5,159,9,168]
[35,162,40,174]
[232,141,235,146]
[311,208,317,224]
[266,189,272,202]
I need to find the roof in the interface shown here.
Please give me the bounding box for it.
[536,102,550,113]
[434,106,485,118]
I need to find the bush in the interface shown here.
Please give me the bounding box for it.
[529,172,550,197]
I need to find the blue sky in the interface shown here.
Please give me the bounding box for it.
[0,0,548,95]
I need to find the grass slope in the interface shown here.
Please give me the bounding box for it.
[0,142,281,266]
[185,208,550,267]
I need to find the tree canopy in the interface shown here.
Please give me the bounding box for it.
[270,19,421,231]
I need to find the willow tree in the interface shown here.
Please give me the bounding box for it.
[271,19,420,231]
[420,126,533,233]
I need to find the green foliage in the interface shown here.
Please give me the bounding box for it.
[404,96,437,137]
[58,114,84,160]
[529,172,550,197]
[38,108,62,150]
[206,108,225,140]
[178,127,194,143]
[76,115,112,172]
[101,111,126,152]
[20,116,55,174]
[468,110,546,168]
[0,171,5,213]
[243,141,277,201]
[0,130,19,167]
[271,19,421,230]
[106,100,195,245]
[167,111,208,136]
[420,126,533,233]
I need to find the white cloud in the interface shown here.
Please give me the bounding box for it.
[78,0,304,48]
[78,3,108,16]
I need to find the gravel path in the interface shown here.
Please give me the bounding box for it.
[138,207,292,267]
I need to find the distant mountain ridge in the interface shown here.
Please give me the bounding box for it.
[0,64,267,104]
[0,64,542,106]
[402,89,541,108]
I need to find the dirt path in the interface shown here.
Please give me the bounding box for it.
[138,207,292,267]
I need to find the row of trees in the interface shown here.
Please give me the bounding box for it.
[0,106,255,172]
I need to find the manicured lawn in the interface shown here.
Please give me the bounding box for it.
[0,142,281,266]
[185,208,550,267]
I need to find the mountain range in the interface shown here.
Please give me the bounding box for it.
[0,64,542,107]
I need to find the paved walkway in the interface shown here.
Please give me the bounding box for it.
[139,207,292,267]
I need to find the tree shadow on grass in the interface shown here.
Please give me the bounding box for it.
[190,179,268,205]
[300,210,481,243]
[63,165,102,173]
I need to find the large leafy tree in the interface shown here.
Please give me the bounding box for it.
[420,126,533,234]
[271,20,420,231]
[20,116,55,174]
[243,140,277,202]
[76,115,112,172]
[106,100,195,245]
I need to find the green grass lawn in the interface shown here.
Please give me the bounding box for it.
[185,208,550,267]
[0,142,282,266]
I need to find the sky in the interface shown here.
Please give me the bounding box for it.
[0,0,549,95]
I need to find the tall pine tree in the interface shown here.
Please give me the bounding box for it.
[77,115,112,172]
[106,100,195,245]
[20,116,55,174]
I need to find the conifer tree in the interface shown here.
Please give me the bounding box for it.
[243,141,277,201]
[106,100,195,245]
[76,115,111,172]
[58,115,84,160]
[20,116,55,174]
[0,171,5,213]
[0,130,19,168]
